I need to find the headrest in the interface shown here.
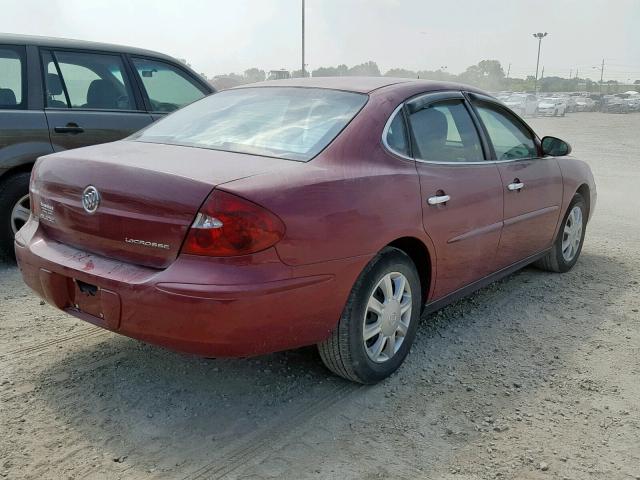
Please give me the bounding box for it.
[46,73,63,95]
[86,79,120,109]
[0,88,17,106]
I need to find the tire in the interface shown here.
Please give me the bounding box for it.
[318,247,422,384]
[535,194,587,273]
[0,172,31,260]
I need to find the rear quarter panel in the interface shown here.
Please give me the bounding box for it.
[218,92,429,267]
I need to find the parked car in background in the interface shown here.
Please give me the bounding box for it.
[563,95,578,113]
[0,34,214,257]
[538,97,567,116]
[573,96,595,112]
[504,93,538,117]
[619,94,640,112]
[16,77,596,383]
[602,95,628,113]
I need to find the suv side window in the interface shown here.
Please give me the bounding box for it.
[0,45,26,109]
[473,101,537,160]
[407,99,483,162]
[41,50,136,110]
[131,57,207,113]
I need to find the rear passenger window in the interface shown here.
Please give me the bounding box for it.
[385,109,409,156]
[41,50,136,110]
[132,57,206,113]
[473,102,537,160]
[0,46,25,109]
[407,100,483,162]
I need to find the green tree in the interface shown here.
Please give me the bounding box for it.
[347,61,381,76]
[385,68,417,78]
[244,68,266,83]
[459,60,505,90]
[312,64,348,77]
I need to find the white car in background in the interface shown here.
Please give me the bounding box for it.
[504,93,538,116]
[573,97,595,112]
[538,97,567,116]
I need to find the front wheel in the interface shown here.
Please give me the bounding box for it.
[535,194,586,273]
[318,247,422,384]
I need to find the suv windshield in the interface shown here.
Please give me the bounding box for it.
[132,87,368,161]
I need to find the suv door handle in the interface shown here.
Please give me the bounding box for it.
[507,182,524,191]
[54,123,84,134]
[427,194,451,205]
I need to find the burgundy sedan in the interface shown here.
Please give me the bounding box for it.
[15,77,596,383]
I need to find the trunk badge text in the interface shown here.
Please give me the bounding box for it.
[125,238,171,250]
[39,201,55,223]
[82,186,101,214]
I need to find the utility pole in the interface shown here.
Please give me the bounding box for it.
[575,68,578,79]
[599,58,604,95]
[532,32,548,92]
[506,63,511,78]
[301,0,306,77]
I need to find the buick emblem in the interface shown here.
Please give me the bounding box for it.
[82,186,101,214]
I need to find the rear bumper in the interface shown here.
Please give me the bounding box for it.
[15,218,369,357]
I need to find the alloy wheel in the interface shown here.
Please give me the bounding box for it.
[363,272,412,363]
[562,205,583,262]
[11,194,30,234]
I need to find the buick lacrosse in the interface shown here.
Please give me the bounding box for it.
[16,77,596,383]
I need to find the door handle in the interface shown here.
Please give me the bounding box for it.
[427,194,450,205]
[507,182,524,191]
[54,123,84,134]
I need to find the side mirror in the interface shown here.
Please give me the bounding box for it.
[541,136,572,156]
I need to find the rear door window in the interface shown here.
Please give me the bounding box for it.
[41,50,136,110]
[0,45,26,109]
[407,100,484,162]
[131,57,207,113]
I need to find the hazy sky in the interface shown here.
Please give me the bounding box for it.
[3,0,639,81]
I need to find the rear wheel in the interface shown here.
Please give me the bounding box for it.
[0,172,31,259]
[318,247,421,384]
[535,194,586,273]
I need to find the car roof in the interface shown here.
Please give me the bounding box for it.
[0,33,175,61]
[235,76,488,96]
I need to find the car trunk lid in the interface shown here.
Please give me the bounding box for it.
[30,141,294,268]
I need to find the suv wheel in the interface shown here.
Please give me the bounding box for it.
[318,247,422,384]
[0,172,31,259]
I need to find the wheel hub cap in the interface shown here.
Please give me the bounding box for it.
[363,271,412,364]
[561,205,583,262]
[381,300,402,336]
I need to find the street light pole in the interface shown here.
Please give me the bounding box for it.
[301,0,306,77]
[532,32,548,92]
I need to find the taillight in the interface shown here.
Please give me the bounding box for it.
[181,190,285,257]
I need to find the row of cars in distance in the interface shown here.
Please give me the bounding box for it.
[492,91,640,116]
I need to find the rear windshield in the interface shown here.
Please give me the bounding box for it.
[131,87,368,161]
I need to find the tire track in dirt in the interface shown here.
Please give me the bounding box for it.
[0,351,126,403]
[177,382,361,480]
[0,326,109,361]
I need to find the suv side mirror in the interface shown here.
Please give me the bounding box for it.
[541,136,572,156]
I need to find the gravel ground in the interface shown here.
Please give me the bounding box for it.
[1,112,639,480]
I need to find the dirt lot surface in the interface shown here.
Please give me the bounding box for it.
[1,112,639,480]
